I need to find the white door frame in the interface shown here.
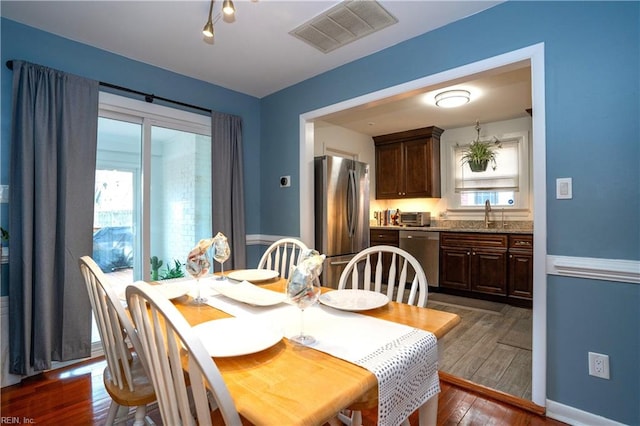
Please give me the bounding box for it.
[298,43,547,406]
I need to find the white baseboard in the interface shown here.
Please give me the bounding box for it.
[546,399,626,426]
[547,255,640,284]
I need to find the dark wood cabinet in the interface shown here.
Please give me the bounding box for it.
[508,234,534,301]
[369,229,399,282]
[440,232,508,296]
[439,232,533,305]
[373,126,443,199]
[440,245,471,290]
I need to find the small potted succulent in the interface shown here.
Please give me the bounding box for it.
[1,227,8,259]
[460,121,500,172]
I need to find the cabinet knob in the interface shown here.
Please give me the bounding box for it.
[467,252,471,256]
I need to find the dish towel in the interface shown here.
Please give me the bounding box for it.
[201,284,439,425]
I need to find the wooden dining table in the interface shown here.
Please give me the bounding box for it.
[171,276,460,426]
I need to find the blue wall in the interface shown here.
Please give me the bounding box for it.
[259,2,639,424]
[1,1,639,423]
[0,18,263,294]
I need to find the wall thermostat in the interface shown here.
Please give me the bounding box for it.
[280,176,291,187]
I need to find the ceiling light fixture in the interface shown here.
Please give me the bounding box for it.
[222,0,236,16]
[202,0,236,40]
[435,89,471,108]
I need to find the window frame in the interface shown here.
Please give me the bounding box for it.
[98,92,211,280]
[444,130,531,216]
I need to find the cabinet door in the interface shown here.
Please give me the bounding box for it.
[375,144,403,199]
[370,230,398,282]
[509,251,533,299]
[440,246,470,290]
[403,139,431,198]
[471,248,508,295]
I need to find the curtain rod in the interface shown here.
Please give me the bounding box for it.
[5,60,212,114]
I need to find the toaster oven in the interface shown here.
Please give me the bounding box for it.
[399,211,431,227]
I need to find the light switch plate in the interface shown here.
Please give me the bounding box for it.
[0,185,8,203]
[556,178,572,199]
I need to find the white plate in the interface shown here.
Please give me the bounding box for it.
[227,269,279,282]
[319,289,389,311]
[191,318,283,357]
[211,280,286,306]
[118,281,191,301]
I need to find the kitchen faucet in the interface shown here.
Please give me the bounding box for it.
[484,199,492,228]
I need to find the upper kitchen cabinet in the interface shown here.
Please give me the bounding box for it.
[373,126,443,199]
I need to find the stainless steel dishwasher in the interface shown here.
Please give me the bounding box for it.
[399,230,440,287]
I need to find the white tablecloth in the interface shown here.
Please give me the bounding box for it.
[199,280,439,425]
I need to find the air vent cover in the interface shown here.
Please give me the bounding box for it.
[290,0,398,53]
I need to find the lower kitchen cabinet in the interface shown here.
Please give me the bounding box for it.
[508,234,534,301]
[440,232,508,295]
[440,231,532,306]
[369,229,399,282]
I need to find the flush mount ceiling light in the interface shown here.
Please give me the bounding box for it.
[202,0,236,41]
[435,89,471,108]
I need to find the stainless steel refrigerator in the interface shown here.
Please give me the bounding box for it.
[314,155,370,288]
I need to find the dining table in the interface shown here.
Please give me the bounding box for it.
[168,273,461,426]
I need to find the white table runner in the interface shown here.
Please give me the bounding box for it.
[199,281,439,425]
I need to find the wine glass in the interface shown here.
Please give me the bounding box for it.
[186,251,211,305]
[213,238,230,281]
[286,272,321,345]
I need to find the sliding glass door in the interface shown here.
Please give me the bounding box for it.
[93,94,211,287]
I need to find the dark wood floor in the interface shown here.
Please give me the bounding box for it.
[1,357,566,425]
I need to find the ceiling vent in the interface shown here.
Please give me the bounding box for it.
[290,0,398,54]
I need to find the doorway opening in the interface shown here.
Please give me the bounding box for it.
[299,43,547,407]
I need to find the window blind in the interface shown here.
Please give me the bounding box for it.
[454,140,520,192]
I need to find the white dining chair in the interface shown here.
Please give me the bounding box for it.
[257,237,309,279]
[125,280,243,426]
[336,245,429,426]
[78,256,156,426]
[338,245,429,307]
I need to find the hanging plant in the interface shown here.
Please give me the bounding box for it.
[460,121,500,172]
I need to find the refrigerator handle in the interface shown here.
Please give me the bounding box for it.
[347,169,357,237]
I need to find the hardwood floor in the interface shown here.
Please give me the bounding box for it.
[1,357,565,425]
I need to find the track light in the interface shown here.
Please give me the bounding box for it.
[202,0,215,38]
[202,0,237,41]
[222,0,236,16]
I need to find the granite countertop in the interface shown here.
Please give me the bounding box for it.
[370,220,533,234]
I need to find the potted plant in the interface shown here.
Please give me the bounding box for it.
[460,121,499,172]
[1,227,8,260]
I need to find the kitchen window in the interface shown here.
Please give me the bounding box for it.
[445,130,530,211]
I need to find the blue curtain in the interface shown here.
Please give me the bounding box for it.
[211,112,246,270]
[9,61,98,375]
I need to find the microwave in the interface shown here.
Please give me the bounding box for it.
[399,211,431,227]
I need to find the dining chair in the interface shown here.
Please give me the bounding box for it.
[78,256,156,426]
[336,245,429,426]
[125,280,243,426]
[257,237,309,279]
[337,245,428,307]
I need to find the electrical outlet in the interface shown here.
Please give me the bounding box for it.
[279,176,291,188]
[588,352,610,379]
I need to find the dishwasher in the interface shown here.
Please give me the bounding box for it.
[399,230,440,287]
